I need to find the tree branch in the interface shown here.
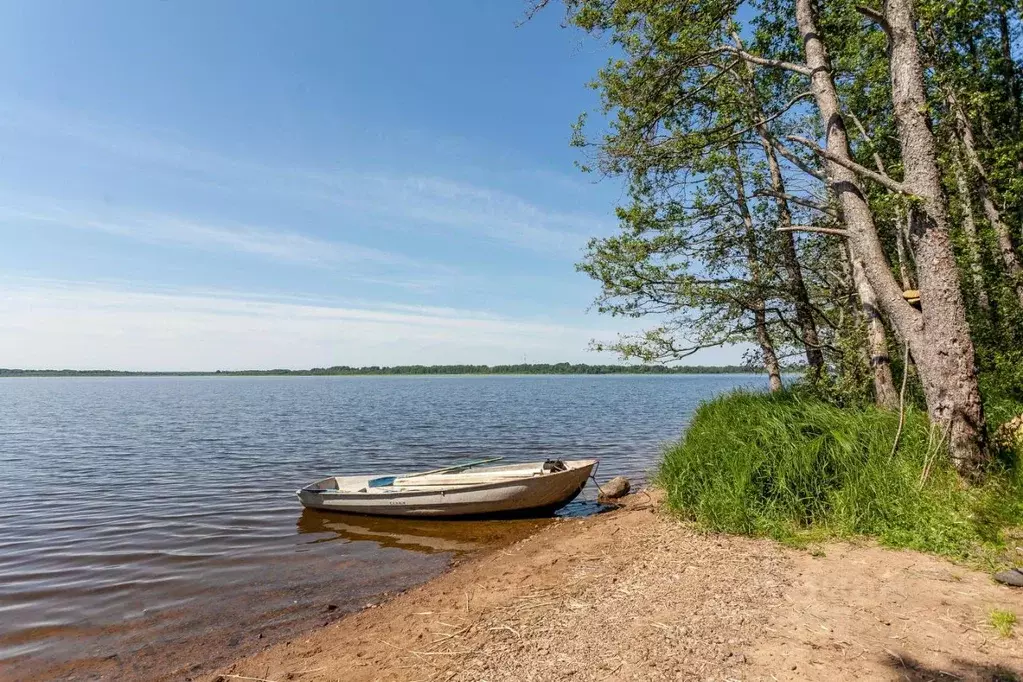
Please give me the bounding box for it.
[752,189,836,216]
[855,5,891,37]
[847,110,893,178]
[517,0,553,27]
[777,226,850,237]
[639,59,740,138]
[770,138,827,181]
[717,91,815,146]
[786,135,915,196]
[712,45,813,76]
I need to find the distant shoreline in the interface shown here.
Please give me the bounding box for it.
[0,363,772,378]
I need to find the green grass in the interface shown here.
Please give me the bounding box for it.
[991,609,1017,638]
[658,391,1023,564]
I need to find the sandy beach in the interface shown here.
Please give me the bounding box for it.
[202,492,1023,682]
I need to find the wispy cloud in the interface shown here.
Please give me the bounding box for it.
[1,202,425,267]
[0,200,457,292]
[0,277,619,370]
[302,173,609,257]
[0,102,614,258]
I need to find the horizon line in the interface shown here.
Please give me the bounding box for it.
[0,362,777,377]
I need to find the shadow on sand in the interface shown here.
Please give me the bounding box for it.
[883,651,1020,681]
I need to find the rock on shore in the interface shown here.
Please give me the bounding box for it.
[597,475,630,500]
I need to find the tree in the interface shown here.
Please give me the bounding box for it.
[793,0,986,469]
[577,144,791,391]
[562,0,1014,473]
[917,0,1023,316]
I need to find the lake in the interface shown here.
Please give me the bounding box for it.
[0,374,765,679]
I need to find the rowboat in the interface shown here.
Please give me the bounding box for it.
[295,458,596,518]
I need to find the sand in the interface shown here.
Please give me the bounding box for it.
[203,493,1023,682]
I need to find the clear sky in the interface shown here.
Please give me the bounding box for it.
[0,0,740,370]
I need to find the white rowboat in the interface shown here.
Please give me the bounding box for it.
[296,459,596,517]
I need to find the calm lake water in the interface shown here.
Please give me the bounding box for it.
[0,374,765,680]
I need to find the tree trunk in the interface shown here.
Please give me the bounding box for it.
[834,111,902,406]
[894,217,913,290]
[767,155,826,376]
[882,0,987,470]
[733,31,825,375]
[795,0,987,473]
[948,89,1023,308]
[729,145,783,393]
[850,252,899,408]
[755,306,784,392]
[951,143,991,312]
[849,112,914,290]
[998,6,1021,130]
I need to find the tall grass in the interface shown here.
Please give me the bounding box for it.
[658,391,1023,562]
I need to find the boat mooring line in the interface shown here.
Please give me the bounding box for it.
[588,461,607,499]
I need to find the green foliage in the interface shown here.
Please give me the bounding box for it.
[565,0,1023,426]
[979,348,1023,427]
[990,609,1017,638]
[568,0,837,369]
[659,391,1023,562]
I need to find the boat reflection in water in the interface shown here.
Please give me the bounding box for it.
[296,508,556,555]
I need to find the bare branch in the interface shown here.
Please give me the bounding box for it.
[717,91,814,146]
[777,225,850,237]
[769,138,827,181]
[751,189,836,216]
[712,45,813,76]
[847,111,892,177]
[517,0,553,27]
[786,135,915,196]
[855,5,891,37]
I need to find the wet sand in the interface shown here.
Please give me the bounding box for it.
[207,493,1023,682]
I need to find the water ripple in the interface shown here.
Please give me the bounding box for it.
[0,374,764,674]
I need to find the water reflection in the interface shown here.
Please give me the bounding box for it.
[296,508,554,554]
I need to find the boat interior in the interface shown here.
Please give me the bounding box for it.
[304,459,575,494]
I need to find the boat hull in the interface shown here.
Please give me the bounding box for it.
[297,459,595,518]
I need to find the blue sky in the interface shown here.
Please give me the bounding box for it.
[0,1,739,370]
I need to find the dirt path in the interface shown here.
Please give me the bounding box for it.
[209,495,1023,682]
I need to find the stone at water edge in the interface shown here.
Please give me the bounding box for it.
[598,476,631,500]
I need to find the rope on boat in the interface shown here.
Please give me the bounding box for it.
[588,460,608,499]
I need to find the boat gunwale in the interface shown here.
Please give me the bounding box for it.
[297,459,596,499]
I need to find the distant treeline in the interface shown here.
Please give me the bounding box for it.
[0,363,764,377]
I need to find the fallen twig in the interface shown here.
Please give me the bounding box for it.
[488,624,522,638]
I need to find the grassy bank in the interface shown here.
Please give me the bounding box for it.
[659,391,1023,563]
